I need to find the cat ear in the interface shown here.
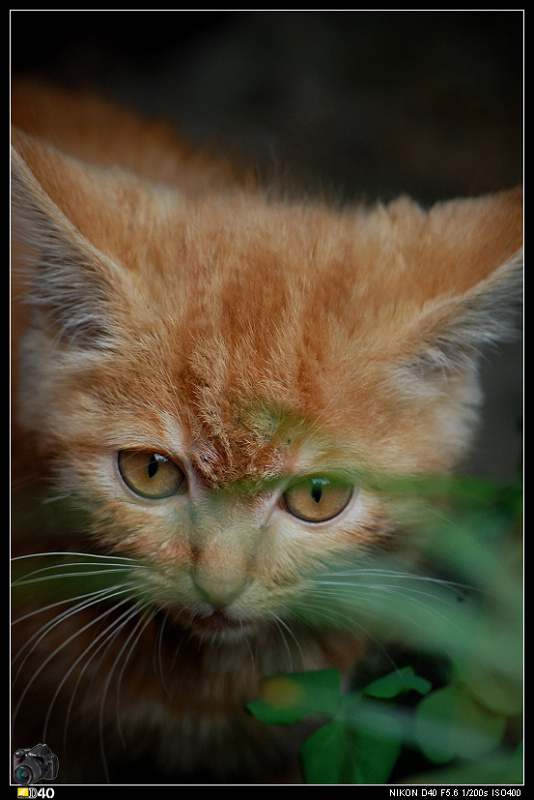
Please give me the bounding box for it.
[11,129,124,349]
[399,190,523,377]
[406,255,522,377]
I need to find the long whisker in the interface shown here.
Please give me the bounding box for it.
[267,612,302,670]
[60,599,150,763]
[12,586,141,727]
[154,609,171,696]
[12,584,126,627]
[12,582,140,681]
[11,551,142,566]
[43,596,144,743]
[109,605,157,748]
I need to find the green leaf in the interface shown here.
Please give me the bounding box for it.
[301,710,402,784]
[454,659,523,717]
[364,666,432,699]
[300,718,351,783]
[415,685,507,763]
[247,668,341,724]
[406,742,523,785]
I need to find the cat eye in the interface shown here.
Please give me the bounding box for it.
[282,476,353,523]
[118,450,186,499]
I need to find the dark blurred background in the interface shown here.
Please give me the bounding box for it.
[10,10,523,482]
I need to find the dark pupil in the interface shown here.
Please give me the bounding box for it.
[311,481,323,503]
[147,454,159,479]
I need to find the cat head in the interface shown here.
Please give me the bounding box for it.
[11,126,522,632]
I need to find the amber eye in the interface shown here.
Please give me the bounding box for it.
[118,451,186,499]
[283,476,353,523]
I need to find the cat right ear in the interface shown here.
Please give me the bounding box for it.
[11,130,123,350]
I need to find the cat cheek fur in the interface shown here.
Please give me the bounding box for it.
[11,81,522,783]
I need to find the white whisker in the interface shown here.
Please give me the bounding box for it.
[12,588,139,727]
[111,607,156,748]
[44,597,145,744]
[267,612,302,670]
[12,583,139,688]
[154,609,171,695]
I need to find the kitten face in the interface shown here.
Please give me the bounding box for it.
[14,179,519,644]
[24,328,388,643]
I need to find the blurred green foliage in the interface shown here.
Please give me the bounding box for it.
[247,476,523,784]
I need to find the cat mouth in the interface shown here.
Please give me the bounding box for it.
[170,605,257,640]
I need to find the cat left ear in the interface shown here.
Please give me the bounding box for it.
[405,252,522,377]
[401,190,523,377]
[11,130,124,349]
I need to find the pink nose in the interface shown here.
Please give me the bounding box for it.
[193,571,250,606]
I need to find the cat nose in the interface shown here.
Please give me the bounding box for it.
[193,570,250,606]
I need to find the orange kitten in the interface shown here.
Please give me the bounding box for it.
[11,80,522,783]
